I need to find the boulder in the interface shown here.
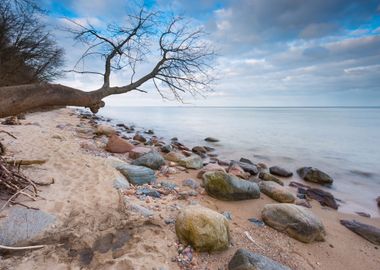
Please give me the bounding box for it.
[175,205,230,252]
[262,204,326,243]
[164,151,185,162]
[202,171,260,201]
[131,151,165,170]
[297,167,333,185]
[192,146,207,155]
[306,188,338,209]
[178,155,203,169]
[239,157,254,165]
[197,163,226,179]
[113,176,130,189]
[259,181,296,203]
[205,137,219,142]
[269,166,293,177]
[228,248,291,270]
[115,163,156,185]
[133,133,147,143]
[340,220,380,245]
[259,172,284,186]
[161,144,173,153]
[96,124,116,136]
[129,147,151,159]
[105,134,135,153]
[234,161,259,176]
[228,162,250,179]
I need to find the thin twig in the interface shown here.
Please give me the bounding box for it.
[0,244,45,250]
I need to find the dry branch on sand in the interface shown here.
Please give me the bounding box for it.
[0,156,40,212]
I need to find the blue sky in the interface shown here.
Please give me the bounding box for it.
[41,0,380,106]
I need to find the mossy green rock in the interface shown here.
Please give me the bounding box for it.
[259,181,296,203]
[262,204,326,243]
[202,171,260,201]
[175,205,230,252]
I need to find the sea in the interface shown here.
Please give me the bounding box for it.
[99,106,380,217]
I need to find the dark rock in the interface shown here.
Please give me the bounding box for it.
[289,181,311,189]
[269,166,293,177]
[239,157,254,165]
[161,144,173,153]
[297,167,333,185]
[377,196,380,207]
[171,137,178,141]
[182,150,193,157]
[356,212,371,218]
[262,203,326,243]
[115,164,156,185]
[248,218,265,227]
[228,248,291,270]
[306,188,338,209]
[218,159,230,166]
[136,187,161,198]
[340,220,380,245]
[259,172,284,186]
[205,137,219,142]
[1,116,20,125]
[228,162,250,179]
[133,133,147,143]
[192,146,207,155]
[131,151,165,170]
[144,129,154,134]
[202,171,260,201]
[234,161,259,176]
[204,146,215,152]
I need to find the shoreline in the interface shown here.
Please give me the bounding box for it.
[0,107,379,269]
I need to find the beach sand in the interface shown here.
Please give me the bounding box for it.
[0,108,379,270]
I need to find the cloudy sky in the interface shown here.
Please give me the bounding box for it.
[41,0,380,106]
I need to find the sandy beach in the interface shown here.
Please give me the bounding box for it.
[0,108,379,270]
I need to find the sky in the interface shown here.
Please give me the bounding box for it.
[40,0,380,106]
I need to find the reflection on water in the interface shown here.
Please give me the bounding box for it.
[100,106,380,216]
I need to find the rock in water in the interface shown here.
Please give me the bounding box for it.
[192,146,207,155]
[306,188,338,209]
[133,133,147,143]
[115,163,156,185]
[262,204,326,243]
[228,248,291,270]
[131,151,165,170]
[259,181,296,203]
[105,134,135,153]
[205,137,219,142]
[297,167,333,185]
[239,157,254,165]
[259,172,284,186]
[202,171,260,201]
[178,155,203,169]
[340,220,380,245]
[175,205,230,252]
[269,166,293,177]
[161,144,173,153]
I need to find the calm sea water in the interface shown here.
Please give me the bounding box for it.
[99,106,380,216]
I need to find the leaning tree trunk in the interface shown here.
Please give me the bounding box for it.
[0,83,107,118]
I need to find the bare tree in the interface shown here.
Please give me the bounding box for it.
[0,7,214,118]
[0,0,64,86]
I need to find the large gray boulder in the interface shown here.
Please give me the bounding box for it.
[175,205,229,252]
[262,204,326,243]
[115,163,156,185]
[297,167,333,185]
[259,181,296,203]
[340,220,380,245]
[202,171,260,201]
[269,166,293,177]
[234,161,259,175]
[131,151,165,170]
[228,248,291,270]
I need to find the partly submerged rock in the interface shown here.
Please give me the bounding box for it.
[259,181,296,203]
[131,151,165,170]
[306,188,338,209]
[178,155,203,169]
[133,133,147,143]
[105,134,134,153]
[340,220,380,245]
[262,203,326,243]
[297,167,333,185]
[115,163,156,185]
[175,205,230,252]
[161,144,173,153]
[228,248,291,270]
[205,137,219,142]
[192,146,207,155]
[269,166,293,177]
[202,171,260,201]
[259,172,284,186]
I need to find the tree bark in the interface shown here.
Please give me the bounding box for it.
[0,83,106,118]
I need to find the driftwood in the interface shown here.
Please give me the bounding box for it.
[0,244,45,250]
[5,159,47,166]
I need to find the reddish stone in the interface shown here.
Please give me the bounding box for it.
[105,134,134,153]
